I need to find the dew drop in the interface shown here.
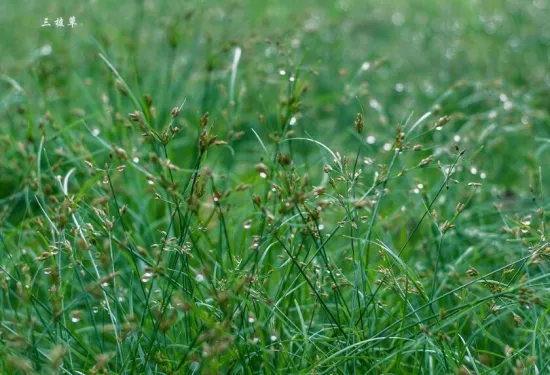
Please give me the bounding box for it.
[453,135,461,142]
[141,272,153,283]
[40,44,52,56]
[71,311,82,323]
[279,69,286,76]
[259,172,267,179]
[133,156,140,163]
[470,167,478,175]
[366,135,376,144]
[92,128,100,136]
[289,116,297,126]
[383,143,392,151]
[392,12,405,26]
[369,99,381,111]
[243,220,252,229]
[190,362,200,372]
[44,267,52,275]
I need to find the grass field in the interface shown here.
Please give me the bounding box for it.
[1,0,550,373]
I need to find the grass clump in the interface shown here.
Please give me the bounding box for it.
[1,0,550,374]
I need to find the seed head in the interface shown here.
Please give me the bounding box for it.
[441,220,455,233]
[466,267,478,277]
[114,146,128,161]
[418,155,434,167]
[236,184,250,191]
[513,312,522,327]
[434,115,451,129]
[116,79,128,96]
[252,194,261,207]
[255,162,268,173]
[171,107,180,118]
[129,111,140,122]
[200,112,209,128]
[142,95,152,109]
[354,113,364,134]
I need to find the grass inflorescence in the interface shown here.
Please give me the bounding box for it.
[1,0,550,374]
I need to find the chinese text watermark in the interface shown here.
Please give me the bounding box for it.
[41,17,78,28]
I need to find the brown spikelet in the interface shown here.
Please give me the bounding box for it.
[433,115,451,129]
[354,113,364,134]
[200,112,209,128]
[418,155,434,167]
[171,107,180,118]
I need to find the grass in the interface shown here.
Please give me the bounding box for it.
[1,0,550,373]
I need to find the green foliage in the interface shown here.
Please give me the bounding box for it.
[1,0,550,374]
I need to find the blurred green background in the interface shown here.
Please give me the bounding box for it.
[1,0,550,195]
[1,1,550,373]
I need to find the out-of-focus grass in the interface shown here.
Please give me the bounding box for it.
[1,0,550,374]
